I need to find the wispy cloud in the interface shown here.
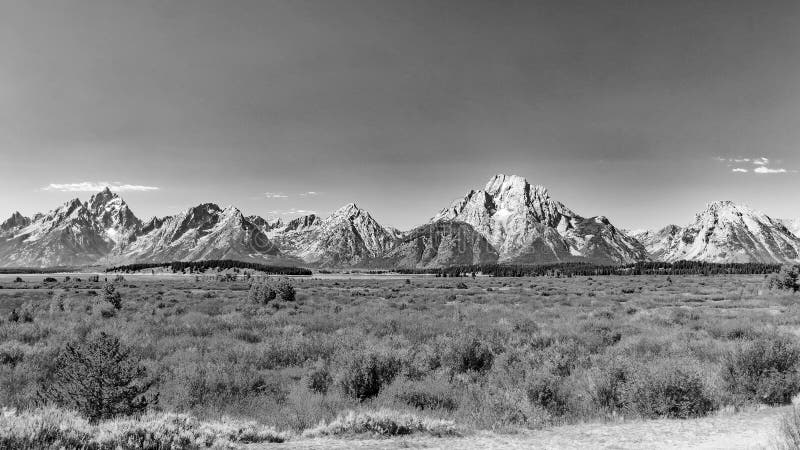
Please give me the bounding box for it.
[299,191,321,197]
[264,192,288,199]
[754,166,787,174]
[42,182,159,192]
[266,208,316,215]
[716,156,793,175]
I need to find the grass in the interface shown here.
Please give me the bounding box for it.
[301,409,459,438]
[0,407,287,448]
[1,272,800,441]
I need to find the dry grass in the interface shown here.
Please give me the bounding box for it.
[301,409,459,438]
[1,272,799,439]
[0,406,287,448]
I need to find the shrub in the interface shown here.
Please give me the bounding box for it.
[19,303,35,323]
[768,265,800,292]
[592,356,633,414]
[439,332,494,375]
[0,407,286,448]
[526,371,569,416]
[42,277,57,283]
[274,278,296,302]
[13,277,23,283]
[540,338,586,377]
[248,280,276,304]
[302,409,458,437]
[722,334,800,405]
[37,333,156,422]
[622,360,715,419]
[337,350,401,401]
[49,292,65,314]
[306,359,333,394]
[103,283,122,310]
[7,309,19,323]
[455,384,547,429]
[385,377,459,412]
[0,341,26,366]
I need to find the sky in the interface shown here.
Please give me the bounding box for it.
[1,0,799,230]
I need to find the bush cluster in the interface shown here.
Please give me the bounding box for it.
[768,265,800,292]
[3,274,800,438]
[722,334,800,405]
[248,277,296,304]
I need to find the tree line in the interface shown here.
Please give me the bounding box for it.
[105,260,312,276]
[396,261,783,277]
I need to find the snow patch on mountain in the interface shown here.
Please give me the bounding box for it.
[433,174,648,264]
[637,202,800,263]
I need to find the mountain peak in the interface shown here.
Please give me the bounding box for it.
[705,200,738,210]
[699,201,760,221]
[485,173,529,191]
[0,211,31,232]
[89,187,121,208]
[332,203,362,217]
[640,201,800,263]
[484,174,551,200]
[188,203,222,214]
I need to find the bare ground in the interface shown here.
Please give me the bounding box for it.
[254,406,788,450]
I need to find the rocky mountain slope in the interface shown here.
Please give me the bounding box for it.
[635,201,800,263]
[0,212,31,235]
[119,204,286,264]
[3,178,799,267]
[0,198,115,267]
[432,174,648,264]
[267,204,395,267]
[780,218,800,238]
[379,220,498,268]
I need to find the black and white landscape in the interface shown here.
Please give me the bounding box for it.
[2,1,800,449]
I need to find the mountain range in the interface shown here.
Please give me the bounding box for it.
[1,175,799,268]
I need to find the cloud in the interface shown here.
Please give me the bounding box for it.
[754,166,787,174]
[42,182,159,192]
[266,208,316,215]
[716,156,794,174]
[299,191,321,197]
[264,192,288,199]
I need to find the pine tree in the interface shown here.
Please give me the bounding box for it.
[103,282,122,309]
[37,333,156,423]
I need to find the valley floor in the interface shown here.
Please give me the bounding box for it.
[257,406,787,449]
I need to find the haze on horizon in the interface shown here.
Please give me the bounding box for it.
[1,0,799,231]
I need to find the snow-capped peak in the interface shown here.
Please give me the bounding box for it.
[331,203,362,218]
[638,201,800,263]
[433,174,647,264]
[484,173,531,193]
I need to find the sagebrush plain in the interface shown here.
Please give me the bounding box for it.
[2,271,800,446]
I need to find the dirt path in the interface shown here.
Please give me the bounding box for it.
[253,406,789,449]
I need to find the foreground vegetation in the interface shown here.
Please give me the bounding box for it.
[1,268,800,445]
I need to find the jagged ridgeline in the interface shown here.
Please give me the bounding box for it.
[2,175,800,268]
[106,260,312,275]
